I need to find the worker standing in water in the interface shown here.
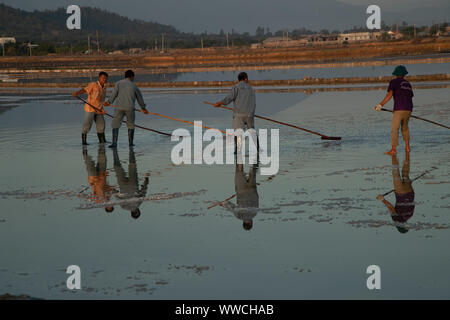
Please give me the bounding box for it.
[72,71,109,145]
[104,70,149,148]
[213,72,258,154]
[374,65,414,155]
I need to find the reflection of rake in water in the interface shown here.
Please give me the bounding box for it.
[208,174,276,210]
[207,194,236,210]
[203,101,342,140]
[379,166,438,197]
[78,186,90,194]
[77,190,206,210]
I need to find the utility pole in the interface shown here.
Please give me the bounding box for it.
[201,38,204,50]
[88,35,91,55]
[162,33,165,52]
[96,30,100,53]
[414,24,416,38]
[155,38,157,50]
[226,32,229,48]
[27,43,37,56]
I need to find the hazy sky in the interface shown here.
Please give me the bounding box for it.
[1,0,448,33]
[337,0,447,11]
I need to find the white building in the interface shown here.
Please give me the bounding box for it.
[308,34,339,44]
[0,37,16,46]
[262,37,308,48]
[338,32,372,43]
[387,31,403,40]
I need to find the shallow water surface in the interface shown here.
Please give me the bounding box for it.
[0,85,449,299]
[15,61,450,84]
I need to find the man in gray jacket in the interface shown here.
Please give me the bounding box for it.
[213,72,258,153]
[105,70,149,148]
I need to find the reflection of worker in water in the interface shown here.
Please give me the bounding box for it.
[83,145,115,212]
[222,164,259,231]
[112,148,149,219]
[377,153,415,233]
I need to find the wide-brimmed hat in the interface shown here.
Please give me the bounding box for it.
[392,65,408,76]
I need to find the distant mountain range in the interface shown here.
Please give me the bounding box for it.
[1,0,448,34]
[0,2,448,52]
[0,4,185,47]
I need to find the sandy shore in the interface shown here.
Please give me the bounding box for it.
[0,39,449,73]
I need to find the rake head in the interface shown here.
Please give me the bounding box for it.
[321,136,342,140]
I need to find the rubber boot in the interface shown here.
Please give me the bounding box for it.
[97,132,106,144]
[108,129,119,148]
[82,133,88,146]
[128,129,135,147]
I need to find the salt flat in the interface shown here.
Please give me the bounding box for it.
[0,83,449,299]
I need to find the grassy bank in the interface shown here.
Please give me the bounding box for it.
[0,74,448,89]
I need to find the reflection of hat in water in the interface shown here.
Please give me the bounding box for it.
[394,221,409,234]
[131,208,141,219]
[396,226,409,234]
[392,65,408,76]
[243,220,253,231]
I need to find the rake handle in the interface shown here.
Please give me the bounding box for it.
[380,108,450,130]
[134,108,228,135]
[204,101,341,140]
[381,168,437,197]
[75,96,172,137]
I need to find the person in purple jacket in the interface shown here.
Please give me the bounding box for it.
[377,153,415,234]
[374,65,414,155]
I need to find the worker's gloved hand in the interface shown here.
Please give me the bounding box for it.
[376,195,384,201]
[214,102,223,108]
[142,109,149,114]
[374,104,383,111]
[103,102,111,107]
